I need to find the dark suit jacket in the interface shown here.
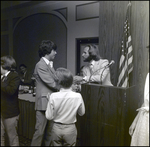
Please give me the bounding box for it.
[20,71,33,86]
[1,71,20,119]
[34,58,58,111]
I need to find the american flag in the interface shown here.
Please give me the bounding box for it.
[117,5,133,87]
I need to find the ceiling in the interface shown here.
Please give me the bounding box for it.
[1,1,30,9]
[1,1,57,10]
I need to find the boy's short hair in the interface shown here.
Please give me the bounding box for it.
[55,67,73,88]
[1,55,17,71]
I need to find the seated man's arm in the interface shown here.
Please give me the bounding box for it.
[87,59,110,83]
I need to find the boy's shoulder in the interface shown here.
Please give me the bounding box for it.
[69,91,82,98]
[51,90,82,97]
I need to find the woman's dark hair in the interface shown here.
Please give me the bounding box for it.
[1,55,17,71]
[55,67,73,88]
[38,40,57,58]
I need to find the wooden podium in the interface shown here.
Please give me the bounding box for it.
[76,83,136,146]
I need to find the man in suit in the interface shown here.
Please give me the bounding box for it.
[1,55,20,146]
[31,40,58,146]
[74,44,113,86]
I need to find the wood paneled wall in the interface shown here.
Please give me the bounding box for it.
[98,1,149,119]
[99,1,128,86]
[130,1,149,108]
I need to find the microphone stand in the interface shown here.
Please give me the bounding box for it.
[99,61,114,84]
[87,65,109,84]
[100,66,107,85]
[84,59,114,85]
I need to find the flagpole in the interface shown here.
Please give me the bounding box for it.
[127,1,130,88]
[127,1,132,88]
[127,1,131,8]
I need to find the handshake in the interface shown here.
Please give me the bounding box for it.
[73,75,90,83]
[72,75,90,92]
[73,75,84,83]
[71,76,83,92]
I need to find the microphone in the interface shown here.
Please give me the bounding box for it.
[87,60,115,84]
[106,60,115,67]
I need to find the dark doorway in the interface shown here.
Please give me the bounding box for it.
[76,37,99,74]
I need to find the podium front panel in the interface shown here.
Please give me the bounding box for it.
[77,83,128,146]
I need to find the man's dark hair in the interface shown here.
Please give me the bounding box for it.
[38,40,57,58]
[88,44,101,61]
[19,64,27,69]
[84,44,101,61]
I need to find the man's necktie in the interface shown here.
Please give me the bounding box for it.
[48,62,55,73]
[49,61,53,68]
[90,63,94,74]
[48,62,58,81]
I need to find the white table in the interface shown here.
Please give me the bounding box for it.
[18,93,35,102]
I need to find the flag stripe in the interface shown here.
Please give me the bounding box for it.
[118,66,128,87]
[118,61,126,81]
[128,45,132,53]
[128,66,133,74]
[117,60,128,86]
[122,77,128,87]
[128,55,133,65]
[128,36,131,42]
[119,56,125,68]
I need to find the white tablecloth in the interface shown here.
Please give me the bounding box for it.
[18,93,35,102]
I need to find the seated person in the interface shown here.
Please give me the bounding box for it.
[74,44,113,91]
[19,64,34,93]
[19,64,33,86]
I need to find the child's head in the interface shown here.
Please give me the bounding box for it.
[55,67,73,89]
